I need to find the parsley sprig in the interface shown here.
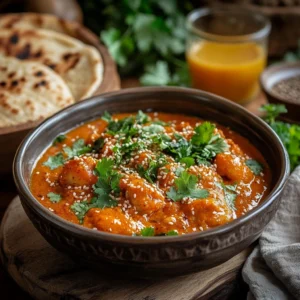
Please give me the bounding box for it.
[78,0,193,86]
[43,139,92,170]
[261,104,300,171]
[163,122,228,165]
[166,170,209,202]
[71,158,122,223]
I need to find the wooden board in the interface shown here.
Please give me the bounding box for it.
[0,197,251,300]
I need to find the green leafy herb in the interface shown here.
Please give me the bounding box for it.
[137,155,167,183]
[162,122,228,165]
[140,227,155,236]
[71,201,90,224]
[217,183,237,211]
[136,110,150,124]
[92,158,122,205]
[245,159,264,175]
[79,0,194,85]
[63,139,92,159]
[191,122,215,146]
[53,134,66,145]
[47,192,62,203]
[71,158,122,223]
[261,103,300,171]
[166,230,178,236]
[180,157,195,167]
[260,104,287,124]
[167,170,209,202]
[43,153,64,170]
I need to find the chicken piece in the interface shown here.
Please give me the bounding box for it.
[59,156,97,187]
[120,175,165,214]
[215,153,254,183]
[157,163,179,190]
[85,207,136,235]
[182,197,233,229]
[227,139,243,156]
[129,150,155,169]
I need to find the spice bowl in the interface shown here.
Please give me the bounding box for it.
[261,61,300,124]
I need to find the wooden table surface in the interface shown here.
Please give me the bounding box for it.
[0,80,267,299]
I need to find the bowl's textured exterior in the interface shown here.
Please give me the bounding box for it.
[13,87,290,277]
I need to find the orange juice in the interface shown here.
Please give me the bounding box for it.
[187,42,266,103]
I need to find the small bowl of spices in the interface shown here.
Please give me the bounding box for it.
[261,62,300,123]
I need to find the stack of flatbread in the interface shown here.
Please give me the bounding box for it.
[0,13,103,127]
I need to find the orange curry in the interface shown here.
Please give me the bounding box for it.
[31,112,270,236]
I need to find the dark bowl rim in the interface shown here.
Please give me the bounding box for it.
[13,86,290,244]
[260,61,300,105]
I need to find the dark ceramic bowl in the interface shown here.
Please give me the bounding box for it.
[13,87,290,277]
[261,61,300,124]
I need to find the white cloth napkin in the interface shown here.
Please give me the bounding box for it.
[243,166,300,300]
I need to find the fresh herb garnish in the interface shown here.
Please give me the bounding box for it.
[44,139,92,170]
[167,170,209,202]
[71,158,122,223]
[137,155,167,183]
[260,104,300,171]
[166,230,178,236]
[217,183,237,211]
[43,153,64,170]
[245,159,264,175]
[47,192,61,203]
[53,134,66,145]
[163,122,228,165]
[63,139,92,159]
[71,201,90,223]
[140,227,155,236]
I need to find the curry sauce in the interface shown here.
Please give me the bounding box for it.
[30,112,271,236]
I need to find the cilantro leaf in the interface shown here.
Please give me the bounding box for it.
[71,201,90,224]
[101,111,113,123]
[140,227,155,236]
[260,104,287,124]
[47,192,61,203]
[63,139,92,159]
[180,157,195,167]
[245,159,264,175]
[43,153,64,170]
[136,110,150,124]
[137,154,167,183]
[166,230,178,236]
[217,183,237,211]
[53,134,66,145]
[192,122,215,146]
[167,170,209,202]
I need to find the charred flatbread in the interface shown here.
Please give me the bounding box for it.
[0,56,74,127]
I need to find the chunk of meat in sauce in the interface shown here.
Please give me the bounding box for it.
[84,207,136,235]
[59,156,97,187]
[120,174,165,214]
[182,197,233,230]
[215,153,254,183]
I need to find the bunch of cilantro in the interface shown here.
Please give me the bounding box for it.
[78,0,194,86]
[261,104,300,171]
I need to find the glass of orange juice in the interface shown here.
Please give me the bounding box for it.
[186,7,271,104]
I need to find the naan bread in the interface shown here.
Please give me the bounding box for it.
[0,28,103,101]
[0,13,79,37]
[0,56,74,127]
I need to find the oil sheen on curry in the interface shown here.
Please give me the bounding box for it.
[31,112,271,236]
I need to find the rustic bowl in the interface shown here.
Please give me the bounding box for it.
[261,61,300,124]
[13,87,290,277]
[0,13,120,178]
